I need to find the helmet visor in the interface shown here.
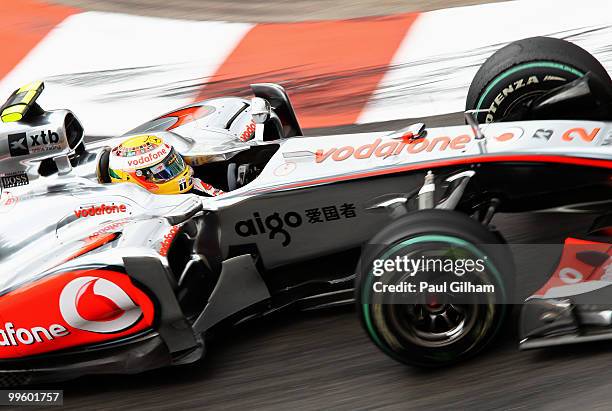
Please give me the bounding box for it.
[141,148,186,183]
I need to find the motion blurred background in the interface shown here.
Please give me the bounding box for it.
[3,0,610,137]
[3,0,612,409]
[50,0,505,21]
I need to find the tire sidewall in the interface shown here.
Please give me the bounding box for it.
[357,210,514,366]
[474,61,584,123]
[466,37,612,123]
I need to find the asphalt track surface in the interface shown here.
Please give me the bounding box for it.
[15,0,612,410]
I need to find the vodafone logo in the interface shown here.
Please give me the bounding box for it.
[74,203,127,218]
[314,128,526,164]
[239,120,256,142]
[87,220,129,241]
[274,162,296,176]
[59,277,142,334]
[493,127,523,143]
[315,135,472,163]
[127,147,167,167]
[559,268,583,284]
[0,192,18,214]
[158,226,180,256]
[0,322,69,347]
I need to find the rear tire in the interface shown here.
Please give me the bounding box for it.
[356,210,514,367]
[466,36,610,123]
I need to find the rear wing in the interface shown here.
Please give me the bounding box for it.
[0,81,44,123]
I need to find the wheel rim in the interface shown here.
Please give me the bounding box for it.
[502,90,546,119]
[388,302,479,348]
[361,235,507,356]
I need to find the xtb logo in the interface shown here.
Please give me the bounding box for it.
[30,129,60,146]
[8,133,28,156]
[7,129,61,157]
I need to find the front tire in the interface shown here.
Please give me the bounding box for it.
[466,36,610,123]
[356,210,514,367]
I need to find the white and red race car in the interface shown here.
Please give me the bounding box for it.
[0,36,609,385]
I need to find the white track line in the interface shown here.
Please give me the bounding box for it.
[0,12,252,136]
[358,0,612,124]
[2,1,612,135]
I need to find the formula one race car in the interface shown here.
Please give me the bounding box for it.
[0,36,609,385]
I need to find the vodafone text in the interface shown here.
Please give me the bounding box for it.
[127,148,168,167]
[74,203,127,218]
[87,220,129,240]
[0,322,69,347]
[316,135,471,163]
[240,121,256,142]
[159,226,180,256]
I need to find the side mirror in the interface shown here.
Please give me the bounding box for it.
[250,97,271,141]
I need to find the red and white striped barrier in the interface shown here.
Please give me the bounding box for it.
[1,0,612,136]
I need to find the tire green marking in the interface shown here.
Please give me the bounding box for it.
[475,61,584,111]
[361,234,506,356]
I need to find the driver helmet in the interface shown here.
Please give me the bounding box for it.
[108,134,193,194]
